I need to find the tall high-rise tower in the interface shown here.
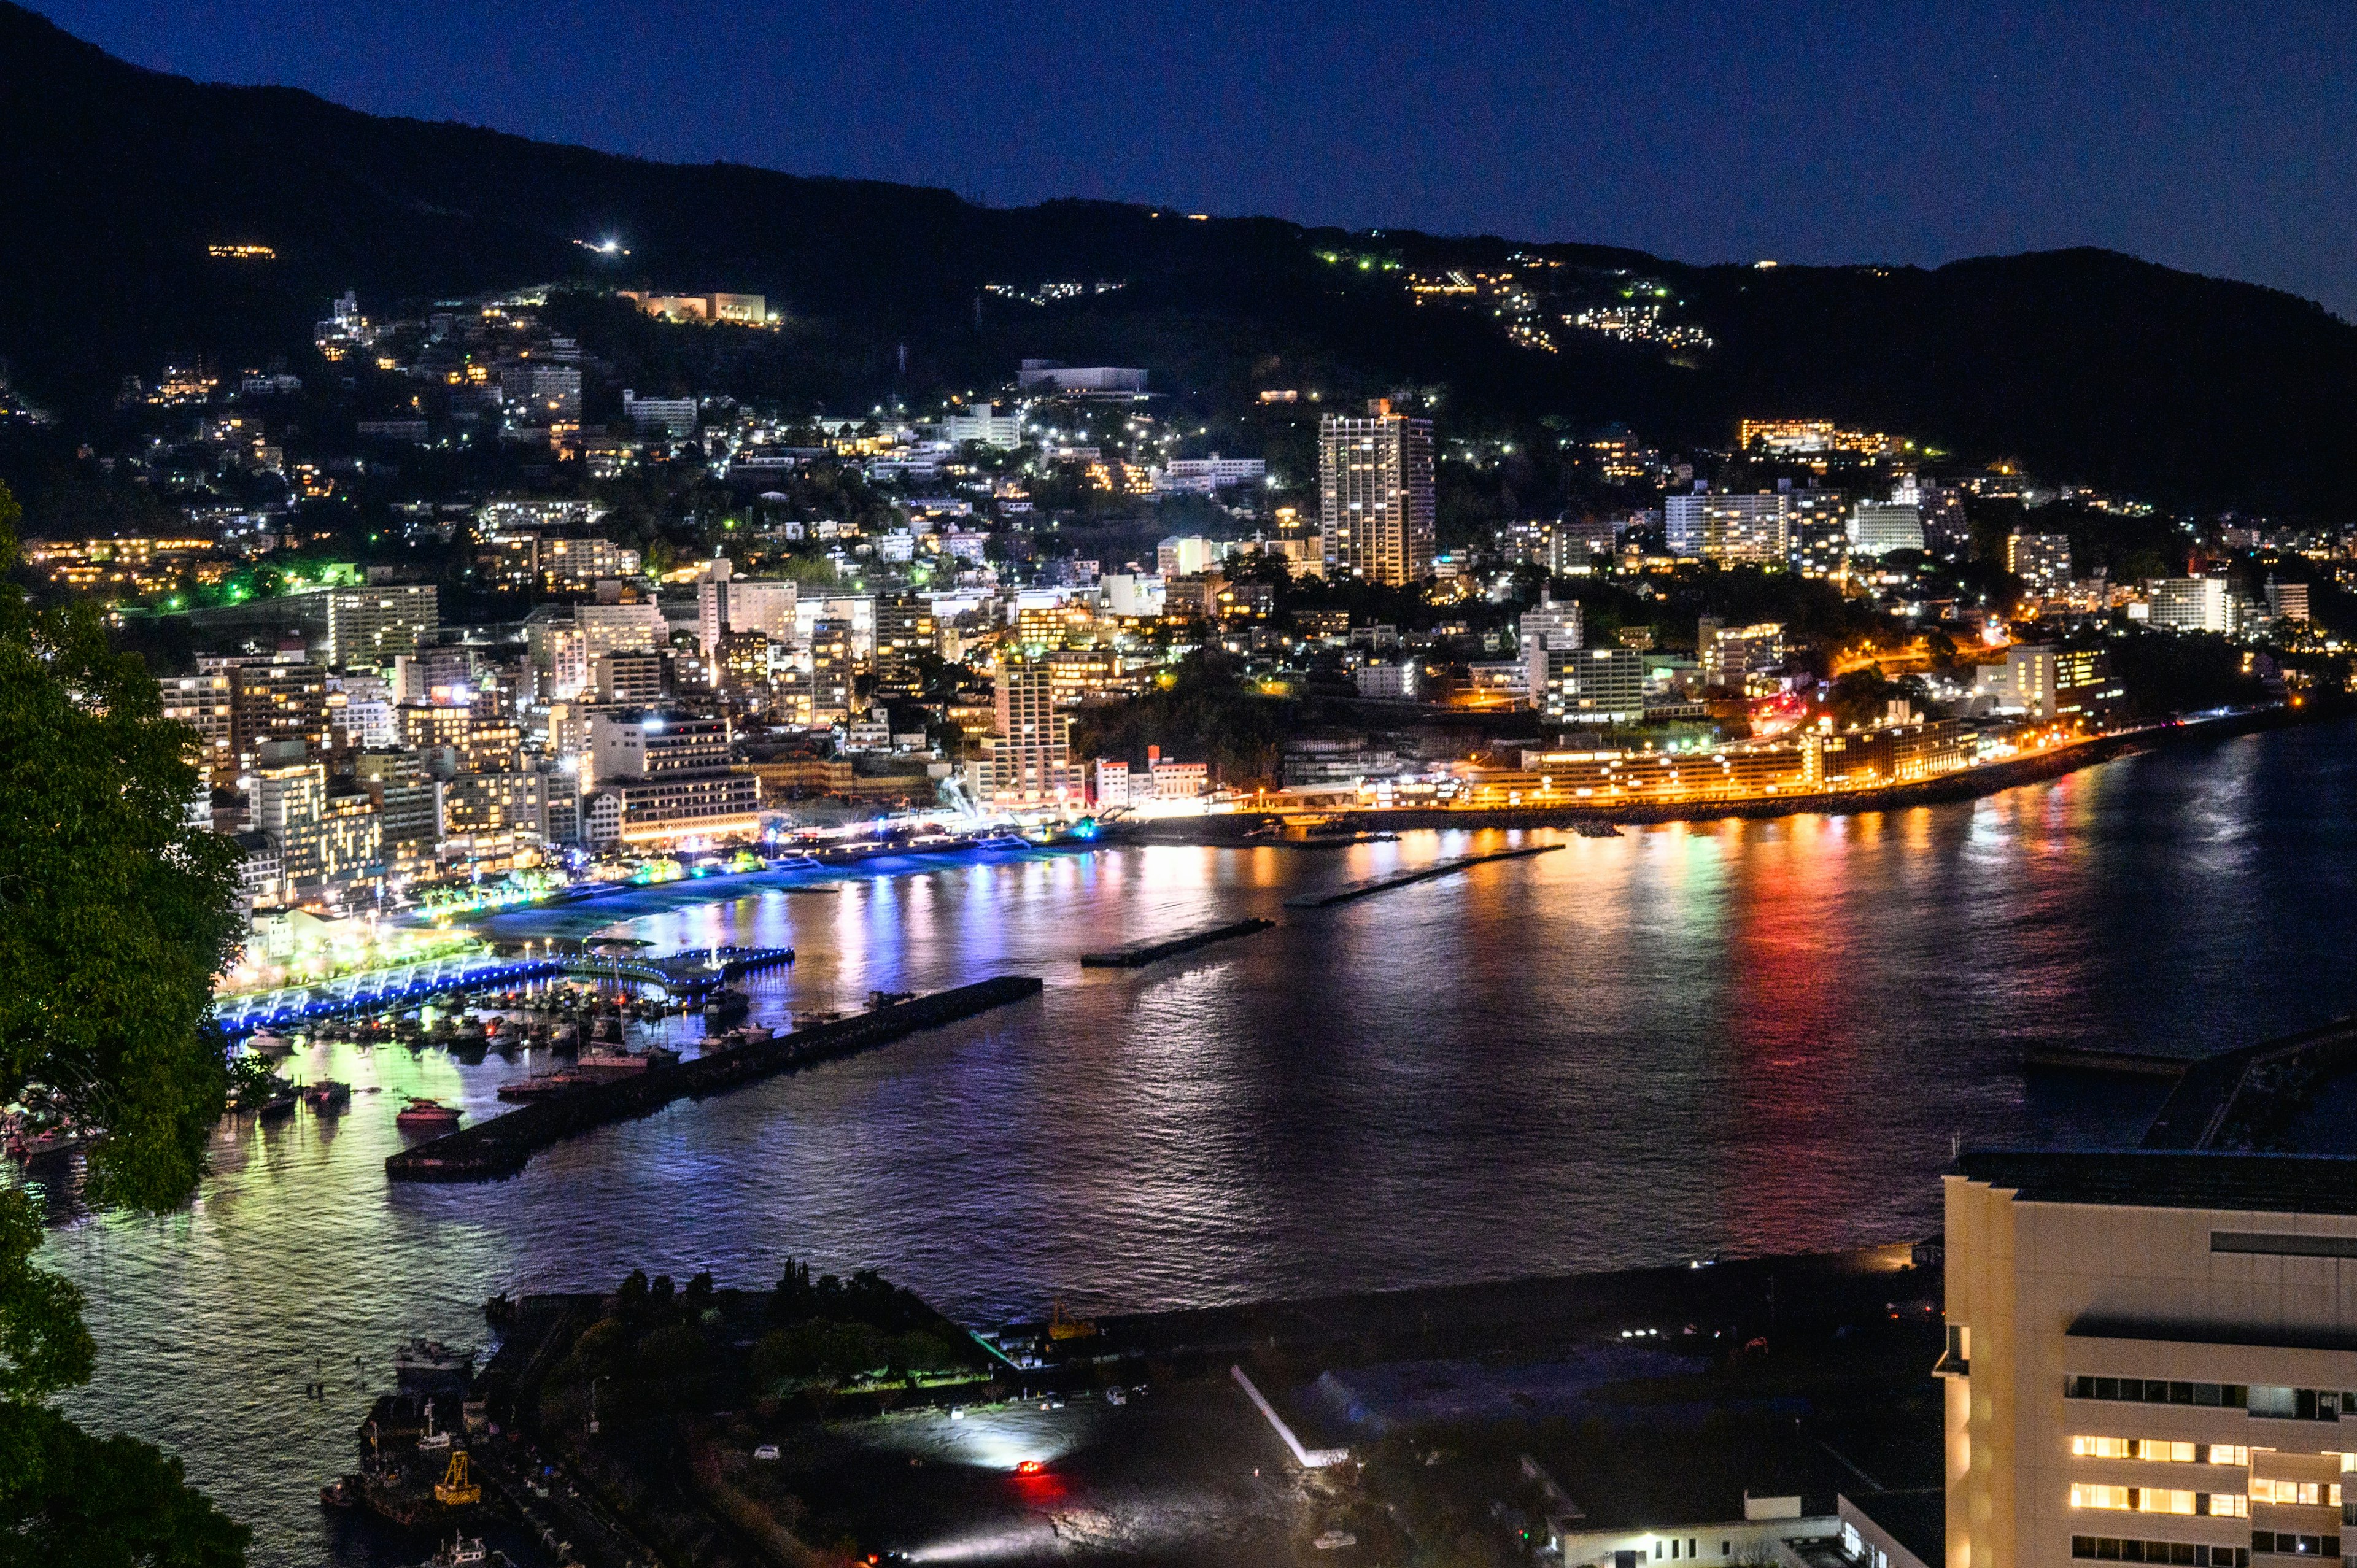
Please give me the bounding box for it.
[1319,400,1435,585]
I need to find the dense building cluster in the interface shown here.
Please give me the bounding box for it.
[8,281,2325,936]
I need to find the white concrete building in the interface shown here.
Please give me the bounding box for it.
[2148,579,2236,635]
[1849,503,1926,557]
[1944,1151,2357,1568]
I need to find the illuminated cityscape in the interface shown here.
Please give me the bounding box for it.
[4,4,2357,1567]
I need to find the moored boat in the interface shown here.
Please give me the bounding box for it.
[394,1097,462,1132]
[577,1042,676,1075]
[392,1339,474,1394]
[496,1071,590,1102]
[6,1118,91,1161]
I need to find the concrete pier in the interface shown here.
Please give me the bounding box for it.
[2021,1045,2192,1078]
[384,976,1043,1181]
[1080,917,1275,968]
[1282,844,1562,909]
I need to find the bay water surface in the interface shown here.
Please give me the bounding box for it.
[28,720,2357,1564]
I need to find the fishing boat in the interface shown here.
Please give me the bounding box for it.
[703,987,751,1021]
[258,1086,298,1121]
[393,1340,474,1394]
[394,1098,462,1132]
[303,1078,350,1110]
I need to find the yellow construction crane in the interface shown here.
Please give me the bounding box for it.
[1047,1300,1097,1342]
[434,1451,481,1507]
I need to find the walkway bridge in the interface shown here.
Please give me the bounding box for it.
[213,947,795,1038]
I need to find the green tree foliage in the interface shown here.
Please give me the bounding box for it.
[0,1402,248,1568]
[0,484,245,1211]
[1817,666,1930,730]
[1069,653,1293,787]
[0,480,249,1560]
[2099,629,2271,719]
[0,1191,93,1415]
[749,1322,886,1387]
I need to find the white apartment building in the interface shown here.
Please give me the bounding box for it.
[1163,455,1268,493]
[621,390,698,438]
[576,602,668,664]
[1520,595,1584,703]
[1850,502,1926,557]
[323,584,439,669]
[1666,491,1790,563]
[2149,579,2236,635]
[2010,534,2076,595]
[939,403,1024,447]
[973,657,1077,805]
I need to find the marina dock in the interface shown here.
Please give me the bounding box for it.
[1282,844,1562,909]
[384,975,1043,1181]
[1080,917,1275,968]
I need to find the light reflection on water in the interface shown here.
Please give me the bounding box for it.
[25,721,2357,1565]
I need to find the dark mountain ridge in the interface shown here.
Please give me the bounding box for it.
[1,1,2351,513]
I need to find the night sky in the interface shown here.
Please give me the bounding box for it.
[33,1,2357,319]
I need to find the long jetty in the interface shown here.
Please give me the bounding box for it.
[385,975,1043,1181]
[2140,1016,2357,1152]
[2022,1045,2193,1078]
[1080,917,1275,968]
[1282,844,1562,910]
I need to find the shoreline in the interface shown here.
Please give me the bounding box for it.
[1117,705,2321,841]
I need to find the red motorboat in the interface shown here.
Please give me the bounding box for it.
[395,1097,463,1132]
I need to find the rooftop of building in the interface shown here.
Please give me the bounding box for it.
[1956,1149,2357,1215]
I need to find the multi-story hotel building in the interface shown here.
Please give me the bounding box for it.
[973,657,1076,805]
[1320,400,1436,585]
[586,711,758,844]
[1943,1151,2357,1568]
[1666,490,1790,563]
